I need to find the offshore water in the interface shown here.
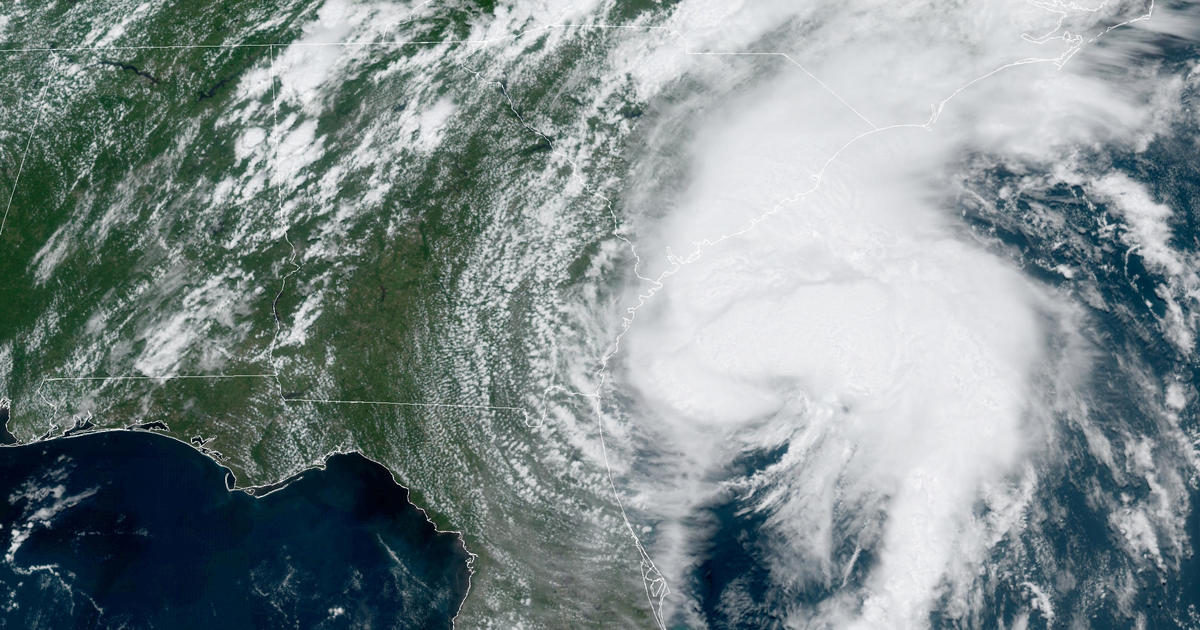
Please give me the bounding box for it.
[0,429,470,629]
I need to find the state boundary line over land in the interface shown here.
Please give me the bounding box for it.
[37,375,532,417]
[0,83,48,238]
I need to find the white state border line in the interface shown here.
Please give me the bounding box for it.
[0,82,49,238]
[14,2,1156,627]
[37,375,533,416]
[263,41,533,426]
[41,374,277,381]
[1,22,652,53]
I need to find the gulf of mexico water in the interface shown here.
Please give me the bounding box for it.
[0,429,470,629]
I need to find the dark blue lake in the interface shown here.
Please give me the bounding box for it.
[0,429,470,629]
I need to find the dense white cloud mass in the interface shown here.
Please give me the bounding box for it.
[626,133,1046,627]
[581,0,1200,627]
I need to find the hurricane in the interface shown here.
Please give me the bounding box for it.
[554,1,1200,627]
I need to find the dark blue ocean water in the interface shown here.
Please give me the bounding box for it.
[0,429,470,629]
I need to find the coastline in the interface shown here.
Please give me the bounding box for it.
[0,418,476,628]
